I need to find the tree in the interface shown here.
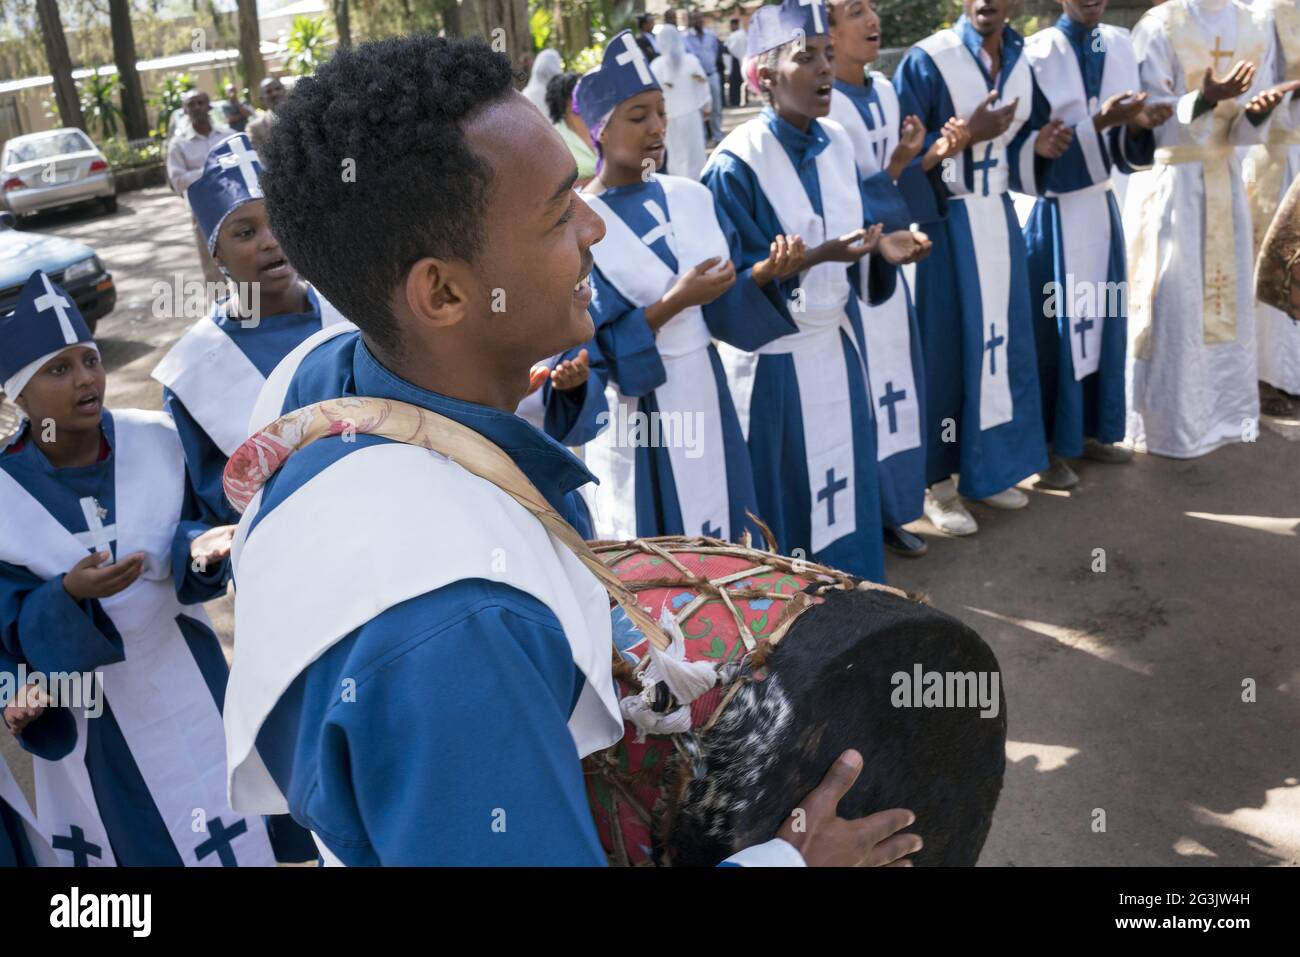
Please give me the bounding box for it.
[109,0,149,140]
[35,0,85,130]
[79,71,123,140]
[285,15,333,75]
[332,0,352,48]
[236,0,265,100]
[463,0,531,66]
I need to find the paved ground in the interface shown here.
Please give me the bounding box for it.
[3,155,1298,866]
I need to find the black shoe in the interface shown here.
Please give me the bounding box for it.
[884,526,928,557]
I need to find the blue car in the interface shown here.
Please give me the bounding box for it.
[0,210,115,332]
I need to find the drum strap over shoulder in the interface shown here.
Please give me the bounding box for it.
[224,396,677,650]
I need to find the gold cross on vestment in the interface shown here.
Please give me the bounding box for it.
[1209,36,1234,72]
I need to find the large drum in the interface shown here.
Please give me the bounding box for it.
[585,536,1007,867]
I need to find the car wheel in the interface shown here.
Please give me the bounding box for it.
[101,195,118,213]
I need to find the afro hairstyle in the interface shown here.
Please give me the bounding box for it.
[260,35,515,354]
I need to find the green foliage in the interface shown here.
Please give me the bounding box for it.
[99,136,163,170]
[79,71,123,141]
[874,0,961,47]
[530,4,554,51]
[149,72,195,139]
[285,15,334,76]
[566,44,604,74]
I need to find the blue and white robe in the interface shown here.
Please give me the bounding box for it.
[0,410,296,866]
[1019,18,1155,458]
[2,772,55,866]
[581,174,789,543]
[250,326,600,539]
[1,668,57,866]
[894,17,1052,497]
[703,109,895,582]
[829,77,929,526]
[223,339,803,866]
[152,286,349,529]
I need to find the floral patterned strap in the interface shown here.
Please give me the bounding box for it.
[222,395,675,651]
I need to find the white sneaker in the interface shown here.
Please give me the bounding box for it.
[979,486,1029,510]
[924,486,978,536]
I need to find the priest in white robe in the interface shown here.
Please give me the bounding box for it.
[1126,0,1292,457]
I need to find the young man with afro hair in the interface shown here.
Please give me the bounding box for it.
[218,35,923,867]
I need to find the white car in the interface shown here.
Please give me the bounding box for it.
[2,128,117,218]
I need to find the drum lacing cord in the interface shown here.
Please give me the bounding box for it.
[585,534,906,864]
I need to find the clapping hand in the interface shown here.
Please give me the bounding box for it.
[1034,119,1074,158]
[753,234,807,285]
[550,349,590,392]
[1201,61,1256,106]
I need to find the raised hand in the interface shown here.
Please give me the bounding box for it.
[777,749,923,867]
[967,91,1019,144]
[190,524,236,572]
[923,117,972,171]
[550,348,590,392]
[1092,90,1148,130]
[811,225,884,266]
[1034,118,1074,158]
[668,256,738,309]
[1201,61,1256,106]
[888,115,927,176]
[63,550,145,601]
[1245,79,1300,116]
[753,234,807,286]
[877,228,932,266]
[1133,99,1175,130]
[3,682,49,737]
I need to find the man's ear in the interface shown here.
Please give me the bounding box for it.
[402,256,474,329]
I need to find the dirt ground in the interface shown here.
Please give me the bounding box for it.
[3,173,1297,867]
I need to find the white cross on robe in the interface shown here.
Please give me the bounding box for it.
[639,199,677,257]
[865,101,891,168]
[33,273,77,344]
[800,0,824,35]
[217,137,263,197]
[616,32,654,85]
[74,496,117,554]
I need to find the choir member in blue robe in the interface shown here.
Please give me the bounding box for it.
[701,0,930,581]
[224,35,920,866]
[1020,1,1172,489]
[152,133,349,537]
[573,31,797,543]
[0,272,306,865]
[893,0,1074,535]
[828,0,972,557]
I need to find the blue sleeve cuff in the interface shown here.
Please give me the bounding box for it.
[596,306,667,398]
[897,159,946,224]
[862,170,913,232]
[171,519,232,604]
[703,266,798,351]
[9,575,124,676]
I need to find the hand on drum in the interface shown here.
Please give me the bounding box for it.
[778,749,923,866]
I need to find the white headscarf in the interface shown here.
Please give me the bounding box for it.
[657,25,687,77]
[522,49,564,115]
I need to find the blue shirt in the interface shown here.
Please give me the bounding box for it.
[251,335,614,865]
[684,29,721,75]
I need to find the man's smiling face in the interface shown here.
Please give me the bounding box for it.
[463,92,606,368]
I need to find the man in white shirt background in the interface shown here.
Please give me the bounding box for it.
[166,90,230,285]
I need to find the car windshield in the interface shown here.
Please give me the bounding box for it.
[5,131,95,165]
